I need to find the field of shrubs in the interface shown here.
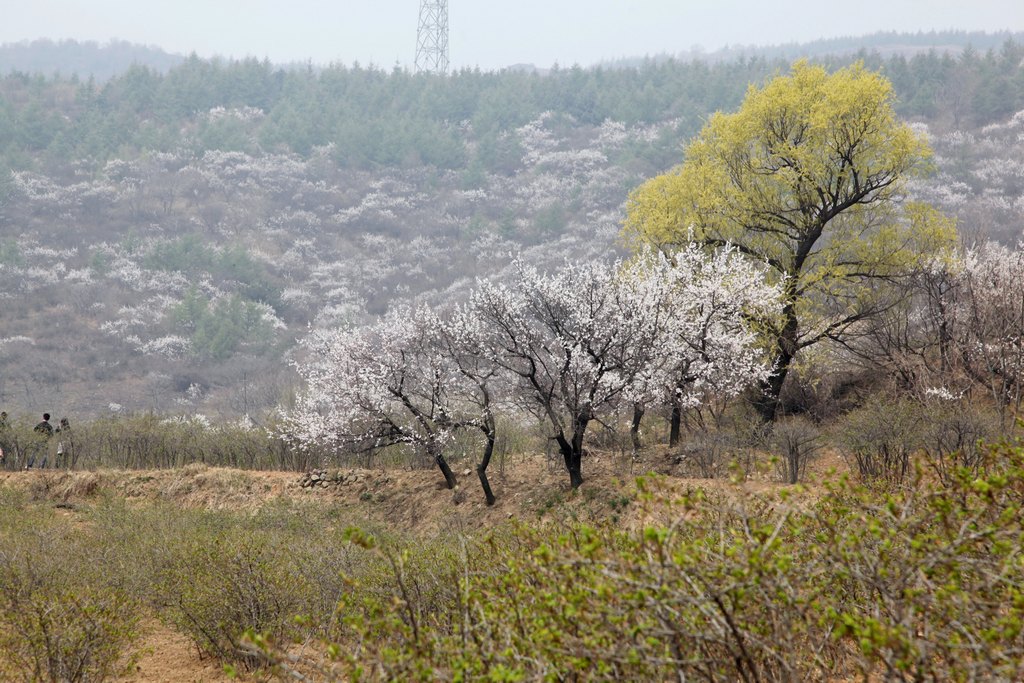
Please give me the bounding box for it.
[0,405,1021,681]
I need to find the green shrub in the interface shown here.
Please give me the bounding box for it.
[839,394,923,485]
[254,441,1024,681]
[0,507,140,682]
[918,398,999,484]
[161,529,310,669]
[152,504,365,670]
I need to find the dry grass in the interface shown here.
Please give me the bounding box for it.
[0,444,847,533]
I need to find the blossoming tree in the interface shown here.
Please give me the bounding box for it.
[624,243,782,447]
[290,248,779,493]
[286,306,463,490]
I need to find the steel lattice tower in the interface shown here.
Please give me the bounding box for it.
[415,1,449,74]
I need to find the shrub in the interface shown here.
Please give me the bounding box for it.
[0,418,53,471]
[839,394,923,485]
[809,444,1024,679]
[152,504,364,670]
[673,416,762,479]
[161,530,310,669]
[674,431,736,478]
[0,505,140,682]
[770,416,822,484]
[52,414,307,471]
[254,441,1024,681]
[918,398,999,484]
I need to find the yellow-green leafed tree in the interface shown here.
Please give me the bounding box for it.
[624,61,956,421]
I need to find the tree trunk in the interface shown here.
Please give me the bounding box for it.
[477,425,497,506]
[430,444,457,489]
[755,305,799,423]
[754,362,790,423]
[630,403,645,453]
[669,399,682,448]
[555,429,585,490]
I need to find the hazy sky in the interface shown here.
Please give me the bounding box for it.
[5,1,1024,70]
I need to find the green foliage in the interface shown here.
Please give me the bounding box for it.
[917,399,999,484]
[196,116,255,154]
[0,505,141,682]
[159,526,316,669]
[147,236,283,315]
[95,501,367,671]
[0,495,371,677]
[531,202,569,238]
[2,437,1024,679]
[839,394,924,485]
[87,248,111,276]
[0,237,22,267]
[624,61,957,419]
[839,394,999,487]
[171,288,276,360]
[251,439,1024,681]
[3,39,1020,171]
[143,234,217,273]
[0,161,12,208]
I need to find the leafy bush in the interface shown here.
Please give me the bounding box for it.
[254,440,1024,681]
[150,504,364,671]
[0,503,141,682]
[160,529,312,669]
[839,394,923,485]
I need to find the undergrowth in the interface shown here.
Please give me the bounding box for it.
[1,439,1023,680]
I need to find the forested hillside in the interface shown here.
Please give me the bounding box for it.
[0,39,186,82]
[2,36,1023,418]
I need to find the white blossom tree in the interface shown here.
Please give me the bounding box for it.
[286,303,506,502]
[471,259,656,489]
[290,247,780,494]
[624,243,782,447]
[285,306,462,489]
[429,304,503,504]
[956,242,1024,424]
[469,251,775,489]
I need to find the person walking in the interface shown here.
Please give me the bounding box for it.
[34,413,54,437]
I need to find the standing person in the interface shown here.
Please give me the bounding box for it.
[34,413,54,437]
[56,417,75,469]
[29,412,54,468]
[0,411,8,468]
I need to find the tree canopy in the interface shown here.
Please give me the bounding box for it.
[624,61,957,420]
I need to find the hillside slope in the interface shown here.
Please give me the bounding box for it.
[1,38,1022,419]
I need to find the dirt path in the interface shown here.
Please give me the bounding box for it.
[117,621,232,683]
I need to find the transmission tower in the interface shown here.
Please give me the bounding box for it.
[415,1,449,74]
